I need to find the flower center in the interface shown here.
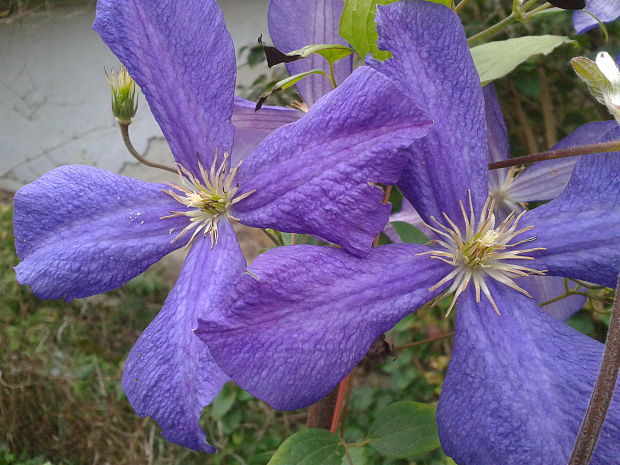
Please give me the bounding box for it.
[421,195,546,315]
[162,152,254,247]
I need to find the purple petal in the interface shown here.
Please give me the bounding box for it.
[231,97,302,164]
[573,0,620,34]
[196,244,449,410]
[13,165,187,301]
[93,0,236,174]
[123,222,245,453]
[438,284,619,464]
[384,198,424,243]
[521,275,586,321]
[233,66,432,256]
[372,1,488,225]
[509,120,618,202]
[268,0,353,106]
[483,85,510,191]
[523,129,620,288]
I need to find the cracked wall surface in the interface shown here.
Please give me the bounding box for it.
[0,1,269,191]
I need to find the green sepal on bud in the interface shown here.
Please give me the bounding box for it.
[106,65,138,124]
[571,52,620,124]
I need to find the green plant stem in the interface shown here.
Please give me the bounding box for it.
[488,139,620,170]
[467,0,545,45]
[346,439,371,448]
[454,0,475,14]
[118,122,177,174]
[328,61,337,88]
[568,275,620,465]
[396,332,456,351]
[467,14,516,46]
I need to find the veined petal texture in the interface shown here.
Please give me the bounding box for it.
[94,0,236,174]
[122,222,245,453]
[524,137,620,288]
[231,97,302,164]
[196,244,449,410]
[234,66,432,256]
[483,85,510,191]
[373,1,488,225]
[268,0,353,106]
[14,165,188,300]
[438,284,619,465]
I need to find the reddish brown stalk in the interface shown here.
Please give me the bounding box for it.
[305,386,339,429]
[323,185,394,434]
[372,185,393,247]
[568,276,620,465]
[488,140,620,170]
[329,374,351,433]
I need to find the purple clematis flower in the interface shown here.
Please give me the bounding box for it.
[388,85,619,320]
[13,0,433,453]
[196,2,620,462]
[573,0,620,34]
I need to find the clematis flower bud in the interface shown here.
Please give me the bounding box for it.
[571,52,620,124]
[105,65,138,124]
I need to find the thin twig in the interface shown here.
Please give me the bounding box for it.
[306,387,339,429]
[488,140,620,170]
[329,374,351,433]
[454,0,475,14]
[118,122,177,174]
[326,184,394,435]
[372,185,393,247]
[395,332,456,351]
[568,275,620,465]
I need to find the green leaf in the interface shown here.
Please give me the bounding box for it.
[210,385,237,419]
[267,429,345,465]
[367,401,440,458]
[340,0,398,61]
[470,35,573,84]
[425,0,453,6]
[256,69,330,110]
[391,221,429,244]
[341,447,368,465]
[290,44,354,65]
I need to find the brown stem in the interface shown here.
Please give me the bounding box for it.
[395,332,456,351]
[330,374,351,433]
[118,122,177,174]
[488,140,620,170]
[305,386,339,429]
[311,185,394,432]
[568,275,620,465]
[372,185,393,247]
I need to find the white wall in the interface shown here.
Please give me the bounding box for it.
[0,1,270,191]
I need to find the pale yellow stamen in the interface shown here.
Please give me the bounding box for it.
[420,193,546,316]
[161,151,255,248]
